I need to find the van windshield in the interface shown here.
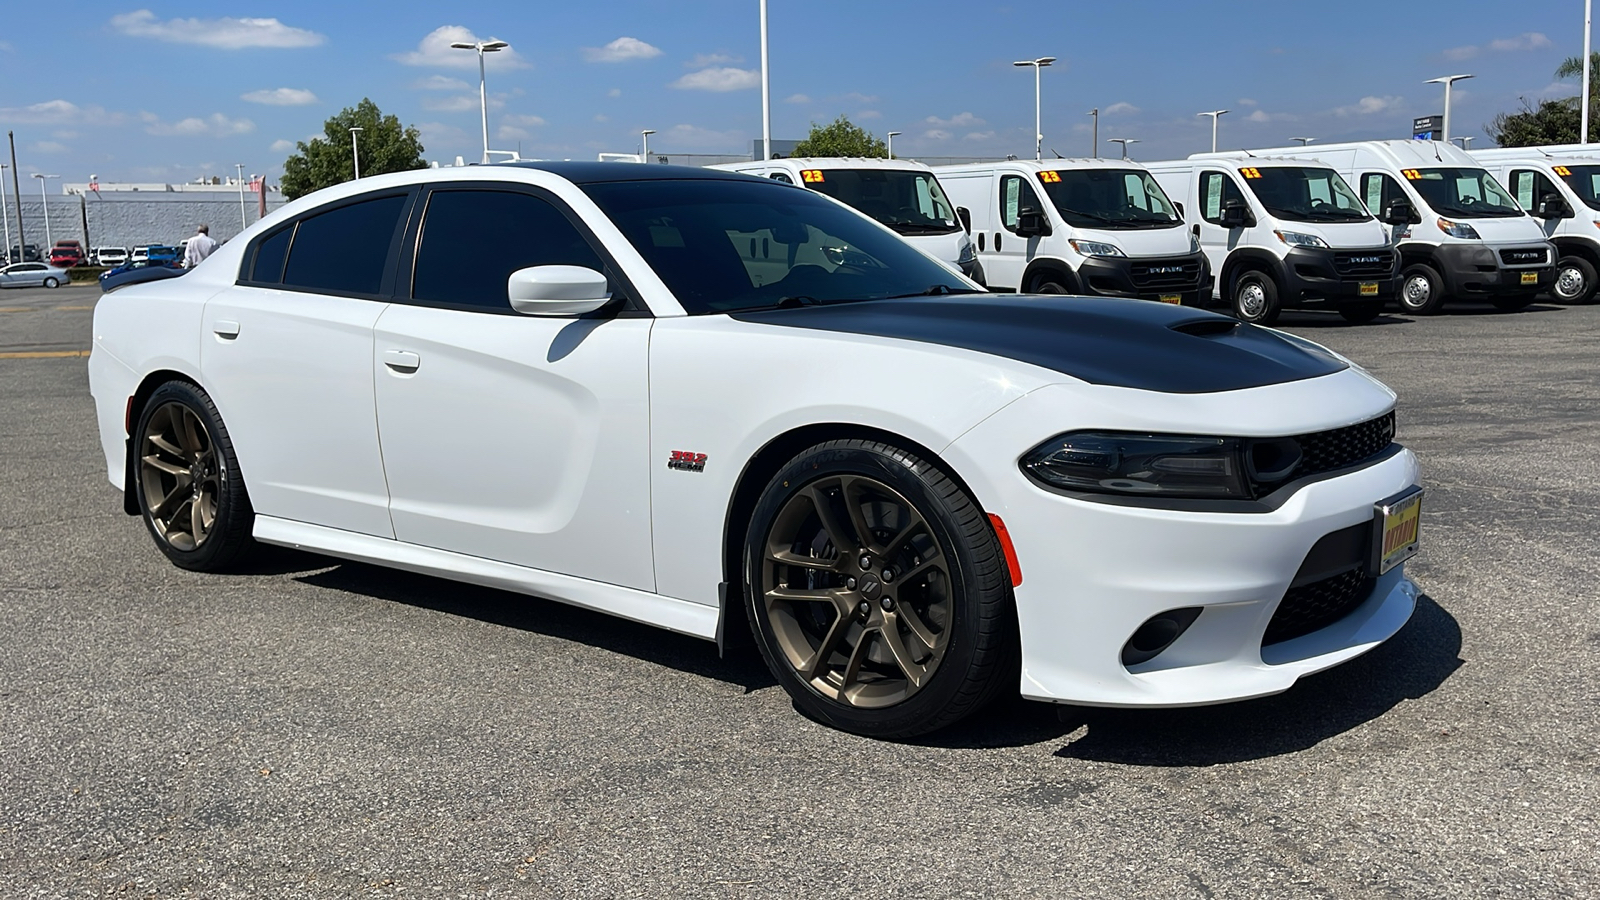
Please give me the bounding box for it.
[802,168,962,235]
[1035,169,1182,229]
[1407,168,1523,218]
[1553,164,1600,211]
[1240,166,1370,222]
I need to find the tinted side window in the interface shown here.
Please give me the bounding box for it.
[412,189,606,311]
[281,194,407,296]
[1199,171,1245,224]
[999,175,1043,233]
[769,172,794,184]
[1361,173,1406,214]
[1509,170,1560,210]
[250,225,292,283]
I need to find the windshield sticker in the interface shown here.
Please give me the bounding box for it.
[1239,167,1263,179]
[1402,169,1423,180]
[1554,165,1573,176]
[1037,171,1062,184]
[800,170,825,183]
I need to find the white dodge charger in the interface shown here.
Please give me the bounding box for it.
[89,163,1423,738]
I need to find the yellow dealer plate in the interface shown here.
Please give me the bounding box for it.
[1159,294,1182,304]
[1521,272,1538,285]
[1360,282,1379,296]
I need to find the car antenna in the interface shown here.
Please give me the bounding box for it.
[1051,148,1064,159]
[1433,142,1442,162]
[1243,148,1255,157]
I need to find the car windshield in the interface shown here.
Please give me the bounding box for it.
[1552,164,1600,211]
[1240,166,1371,222]
[582,178,978,315]
[1407,168,1523,218]
[1034,169,1182,229]
[800,168,961,235]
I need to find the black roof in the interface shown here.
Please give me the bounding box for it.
[492,161,760,184]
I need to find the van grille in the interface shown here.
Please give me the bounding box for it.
[1499,247,1548,265]
[1129,258,1202,289]
[1332,249,1396,278]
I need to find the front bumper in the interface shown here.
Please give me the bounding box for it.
[945,374,1419,707]
[958,256,986,286]
[1078,250,1210,306]
[1430,241,1555,297]
[1278,246,1399,308]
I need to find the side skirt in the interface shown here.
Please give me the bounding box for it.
[252,516,719,641]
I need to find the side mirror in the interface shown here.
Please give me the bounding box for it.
[1381,199,1417,226]
[1017,208,1052,237]
[1220,199,1254,228]
[507,265,612,316]
[1173,201,1185,219]
[956,206,972,233]
[1536,195,1572,219]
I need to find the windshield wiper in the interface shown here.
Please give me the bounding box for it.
[880,284,986,299]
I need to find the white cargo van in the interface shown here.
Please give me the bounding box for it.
[932,159,1207,303]
[1146,156,1405,324]
[1471,146,1600,304]
[1245,140,1555,314]
[710,158,981,283]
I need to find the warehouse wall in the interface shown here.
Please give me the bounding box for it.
[2,193,287,253]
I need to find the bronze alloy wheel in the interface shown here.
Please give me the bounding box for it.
[140,401,220,552]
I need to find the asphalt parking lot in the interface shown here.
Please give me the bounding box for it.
[2,283,1596,898]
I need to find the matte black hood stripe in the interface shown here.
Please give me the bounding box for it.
[731,295,1346,394]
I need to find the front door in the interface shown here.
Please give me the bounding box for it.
[1195,170,1246,298]
[990,173,1044,291]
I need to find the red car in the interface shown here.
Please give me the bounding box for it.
[49,245,85,268]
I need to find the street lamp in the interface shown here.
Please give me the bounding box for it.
[886,131,901,159]
[32,174,58,248]
[1291,136,1316,145]
[760,0,771,162]
[1012,56,1057,161]
[0,163,11,264]
[1197,110,1228,152]
[1424,74,1474,143]
[1087,108,1098,158]
[641,129,655,162]
[1107,138,1140,159]
[350,127,363,179]
[450,38,511,163]
[1453,136,1475,150]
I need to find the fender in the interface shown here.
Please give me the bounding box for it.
[1218,247,1286,298]
[1550,235,1600,266]
[1019,257,1082,294]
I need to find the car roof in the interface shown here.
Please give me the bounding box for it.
[491,160,760,184]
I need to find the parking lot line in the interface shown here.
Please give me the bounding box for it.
[56,305,96,311]
[0,350,91,359]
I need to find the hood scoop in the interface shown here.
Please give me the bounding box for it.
[1169,317,1241,338]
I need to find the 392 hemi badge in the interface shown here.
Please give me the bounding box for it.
[667,450,708,473]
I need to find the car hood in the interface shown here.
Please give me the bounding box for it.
[731,295,1347,394]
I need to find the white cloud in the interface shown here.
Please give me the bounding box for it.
[502,114,546,127]
[52,130,79,139]
[111,9,324,49]
[1335,95,1402,116]
[844,92,879,105]
[923,129,952,141]
[1102,102,1139,115]
[269,139,296,153]
[412,75,471,91]
[1442,44,1479,61]
[1237,98,1258,107]
[583,36,662,63]
[926,112,985,128]
[416,121,469,145]
[241,88,318,106]
[686,52,740,68]
[663,123,745,149]
[785,93,811,104]
[593,114,609,123]
[31,141,68,153]
[1490,32,1552,53]
[393,26,528,69]
[0,99,117,125]
[670,67,759,91]
[856,109,882,120]
[146,113,256,137]
[421,94,493,113]
[607,88,622,98]
[965,131,995,142]
[1245,109,1296,123]
[498,126,531,141]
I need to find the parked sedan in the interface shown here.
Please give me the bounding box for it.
[88,163,1423,738]
[0,261,72,288]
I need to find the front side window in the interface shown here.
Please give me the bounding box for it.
[1035,169,1182,229]
[281,193,409,295]
[1509,169,1563,211]
[1404,168,1523,218]
[1199,171,1246,224]
[412,188,607,312]
[582,178,973,315]
[999,175,1045,233]
[804,168,960,235]
[1551,164,1600,210]
[1361,173,1411,217]
[1238,166,1370,223]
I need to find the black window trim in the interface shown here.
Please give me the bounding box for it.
[998,173,1045,236]
[234,186,419,300]
[394,180,651,318]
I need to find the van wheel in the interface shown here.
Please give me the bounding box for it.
[1398,264,1446,315]
[1030,276,1070,295]
[1552,256,1598,304]
[1231,270,1280,325]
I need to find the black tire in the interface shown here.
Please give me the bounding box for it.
[132,380,255,571]
[1551,255,1598,304]
[43,277,59,289]
[1490,294,1536,313]
[1398,264,1446,315]
[1338,302,1384,324]
[1031,276,1070,295]
[1231,270,1281,325]
[743,439,1017,739]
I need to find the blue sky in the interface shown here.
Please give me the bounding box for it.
[0,1,1591,184]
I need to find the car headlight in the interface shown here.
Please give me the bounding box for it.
[1020,431,1272,500]
[957,239,976,264]
[1068,239,1125,258]
[1274,230,1329,249]
[1436,217,1481,240]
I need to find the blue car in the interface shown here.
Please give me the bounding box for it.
[100,259,187,293]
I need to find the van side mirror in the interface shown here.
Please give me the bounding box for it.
[1220,199,1254,228]
[507,265,612,316]
[1017,207,1052,237]
[1380,199,1417,226]
[956,206,972,233]
[1536,195,1572,219]
[1173,201,1185,219]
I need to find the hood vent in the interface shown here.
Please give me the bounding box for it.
[1168,317,1240,338]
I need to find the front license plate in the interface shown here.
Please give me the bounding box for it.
[1521,272,1538,285]
[1158,294,1182,304]
[1372,488,1423,575]
[1359,282,1379,296]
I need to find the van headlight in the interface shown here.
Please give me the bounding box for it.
[1068,239,1125,258]
[1274,230,1329,249]
[957,240,976,264]
[1021,431,1259,499]
[1189,233,1201,253]
[1436,217,1481,239]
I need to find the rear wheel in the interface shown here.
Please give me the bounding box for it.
[1551,256,1598,304]
[1339,302,1383,324]
[744,440,1016,739]
[1398,264,1446,315]
[134,381,255,571]
[43,277,59,289]
[1231,270,1281,325]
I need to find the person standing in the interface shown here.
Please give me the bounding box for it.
[183,224,218,268]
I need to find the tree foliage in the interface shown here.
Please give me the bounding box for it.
[280,98,427,200]
[1487,54,1600,147]
[790,116,887,158]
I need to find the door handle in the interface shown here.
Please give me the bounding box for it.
[213,319,240,339]
[995,232,1003,251]
[383,349,421,372]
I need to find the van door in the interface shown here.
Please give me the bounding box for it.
[991,173,1045,291]
[1195,170,1245,294]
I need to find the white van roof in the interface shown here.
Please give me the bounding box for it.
[933,157,1154,176]
[715,157,938,173]
[1144,155,1337,172]
[1191,139,1479,169]
[1470,146,1600,164]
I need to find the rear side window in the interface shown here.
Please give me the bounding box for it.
[411,189,606,312]
[250,226,291,283]
[281,194,408,296]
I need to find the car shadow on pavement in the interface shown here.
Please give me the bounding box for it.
[293,559,779,694]
[1440,303,1564,316]
[1272,312,1412,328]
[915,593,1461,762]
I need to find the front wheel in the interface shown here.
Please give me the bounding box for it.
[43,277,59,289]
[1398,264,1446,315]
[1551,256,1598,304]
[1231,270,1281,325]
[133,381,256,571]
[743,440,1016,739]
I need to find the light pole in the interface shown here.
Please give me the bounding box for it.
[1424,74,1474,143]
[760,0,771,162]
[886,131,901,159]
[234,162,248,231]
[1107,138,1140,159]
[641,129,655,162]
[1012,57,1056,161]
[0,163,11,264]
[450,39,510,164]
[350,127,363,179]
[1198,110,1228,152]
[1453,136,1475,150]
[1088,108,1098,158]
[33,174,58,248]
[1291,136,1316,145]
[1586,0,1593,143]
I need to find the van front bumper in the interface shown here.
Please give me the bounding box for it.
[1432,241,1556,297]
[1078,249,1209,305]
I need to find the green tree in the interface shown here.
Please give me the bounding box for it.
[790,115,887,158]
[1555,51,1600,111]
[280,98,426,200]
[1486,97,1580,147]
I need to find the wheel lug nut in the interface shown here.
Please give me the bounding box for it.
[881,568,894,583]
[846,577,857,590]
[858,601,870,616]
[880,597,894,611]
[858,554,872,570]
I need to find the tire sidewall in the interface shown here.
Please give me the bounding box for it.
[1232,270,1280,324]
[133,381,250,571]
[1553,256,1598,304]
[1398,264,1445,314]
[44,277,58,289]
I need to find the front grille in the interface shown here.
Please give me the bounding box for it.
[1499,247,1548,265]
[1263,567,1374,645]
[1291,411,1396,481]
[1332,249,1395,278]
[1129,258,1202,289]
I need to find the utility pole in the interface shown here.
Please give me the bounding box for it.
[7,132,24,256]
[1088,108,1098,158]
[760,0,772,162]
[1586,0,1593,143]
[235,163,248,231]
[0,163,11,264]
